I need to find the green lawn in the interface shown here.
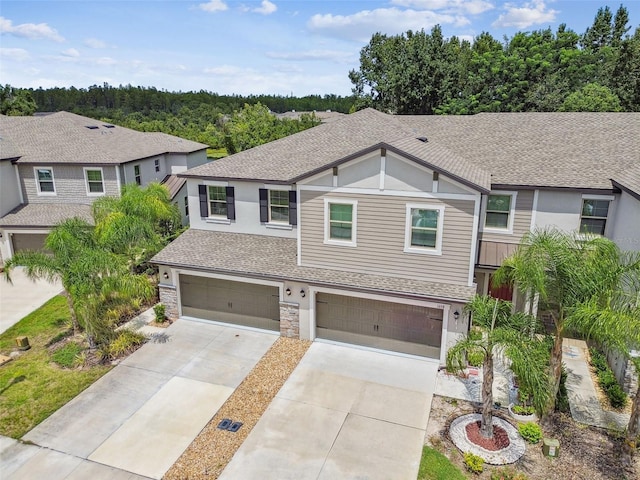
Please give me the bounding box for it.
[418,446,467,480]
[0,295,110,438]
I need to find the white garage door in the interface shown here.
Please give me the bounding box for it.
[180,275,280,331]
[316,293,443,358]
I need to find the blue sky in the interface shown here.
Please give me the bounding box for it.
[1,1,638,96]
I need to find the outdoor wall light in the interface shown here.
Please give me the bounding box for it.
[286,287,291,296]
[163,272,169,280]
[300,289,306,298]
[453,310,460,320]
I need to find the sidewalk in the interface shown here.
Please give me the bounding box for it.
[563,338,629,431]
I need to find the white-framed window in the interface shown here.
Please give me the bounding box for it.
[154,159,160,173]
[269,190,289,223]
[404,203,444,255]
[84,167,105,195]
[184,195,189,217]
[580,197,611,235]
[324,198,357,246]
[483,191,517,234]
[134,165,141,185]
[34,167,55,195]
[208,185,228,217]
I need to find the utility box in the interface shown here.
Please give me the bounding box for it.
[543,438,560,457]
[15,336,30,351]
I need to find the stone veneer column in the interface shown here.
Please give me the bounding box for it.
[279,302,300,338]
[159,285,179,320]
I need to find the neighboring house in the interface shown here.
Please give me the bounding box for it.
[0,112,208,263]
[148,108,637,364]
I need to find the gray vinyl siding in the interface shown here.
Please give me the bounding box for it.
[481,189,534,244]
[300,190,475,285]
[19,164,119,203]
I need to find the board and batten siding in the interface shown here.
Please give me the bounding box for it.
[300,190,475,285]
[19,164,119,204]
[480,189,534,244]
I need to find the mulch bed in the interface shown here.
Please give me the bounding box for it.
[465,421,510,451]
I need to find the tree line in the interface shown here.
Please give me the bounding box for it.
[350,5,639,114]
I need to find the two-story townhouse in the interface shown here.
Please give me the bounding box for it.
[153,108,639,364]
[0,112,208,262]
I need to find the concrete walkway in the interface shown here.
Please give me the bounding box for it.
[563,338,629,431]
[9,320,278,479]
[0,266,63,334]
[219,342,439,480]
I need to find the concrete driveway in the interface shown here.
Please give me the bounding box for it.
[219,342,439,480]
[6,320,278,479]
[0,266,63,334]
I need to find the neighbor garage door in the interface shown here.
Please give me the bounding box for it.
[316,293,443,358]
[11,233,48,254]
[180,275,280,331]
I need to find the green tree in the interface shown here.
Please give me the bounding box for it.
[0,85,37,116]
[3,218,153,347]
[493,230,638,417]
[560,83,622,111]
[446,296,548,438]
[92,182,181,271]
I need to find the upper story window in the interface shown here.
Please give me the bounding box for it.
[580,198,610,235]
[259,188,297,227]
[34,167,55,195]
[208,186,228,217]
[324,198,357,246]
[483,192,517,233]
[184,195,189,217]
[154,159,160,173]
[134,165,141,185]
[84,168,105,195]
[198,184,235,221]
[404,203,444,255]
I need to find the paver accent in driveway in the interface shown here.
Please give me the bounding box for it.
[21,320,278,480]
[219,342,439,480]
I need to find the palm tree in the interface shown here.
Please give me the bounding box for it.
[446,295,548,438]
[492,229,630,416]
[569,250,640,460]
[4,217,153,348]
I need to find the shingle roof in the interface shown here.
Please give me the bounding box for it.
[0,112,207,165]
[161,174,186,200]
[182,108,491,191]
[0,203,93,227]
[397,112,640,190]
[611,164,640,200]
[182,109,639,191]
[152,229,476,302]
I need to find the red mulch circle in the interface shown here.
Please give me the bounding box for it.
[465,420,511,451]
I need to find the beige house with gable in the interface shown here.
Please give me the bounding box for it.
[153,108,640,364]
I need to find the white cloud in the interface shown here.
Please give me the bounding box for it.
[61,48,80,57]
[84,38,107,49]
[198,0,228,13]
[253,0,277,15]
[0,16,64,42]
[95,57,117,66]
[391,0,494,15]
[265,49,355,63]
[492,0,557,29]
[0,47,30,61]
[307,8,465,42]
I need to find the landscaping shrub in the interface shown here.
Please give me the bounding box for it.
[518,421,542,444]
[490,467,529,480]
[107,330,146,359]
[153,303,166,323]
[51,342,83,368]
[467,349,484,367]
[512,404,535,415]
[556,367,570,413]
[464,452,484,474]
[590,347,628,409]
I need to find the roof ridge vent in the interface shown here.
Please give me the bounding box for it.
[417,136,428,142]
[85,125,99,130]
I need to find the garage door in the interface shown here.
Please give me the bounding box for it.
[180,275,280,331]
[11,233,48,254]
[316,293,443,358]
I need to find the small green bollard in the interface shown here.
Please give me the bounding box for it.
[542,438,560,457]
